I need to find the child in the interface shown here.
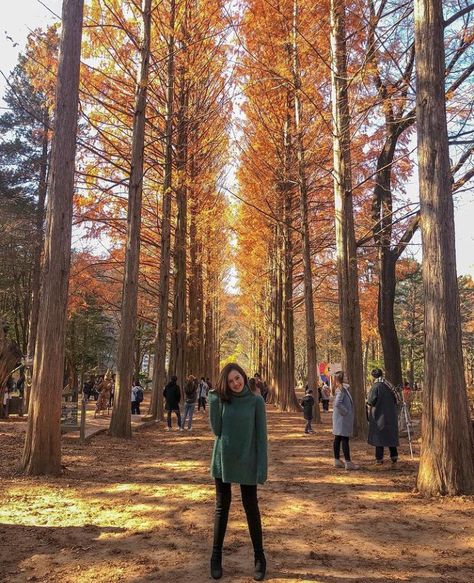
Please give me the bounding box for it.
[301,388,315,434]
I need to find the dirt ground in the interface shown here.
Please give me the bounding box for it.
[1,405,473,583]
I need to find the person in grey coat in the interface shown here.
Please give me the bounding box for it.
[367,368,399,467]
[332,371,359,470]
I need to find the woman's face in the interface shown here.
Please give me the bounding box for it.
[227,369,245,393]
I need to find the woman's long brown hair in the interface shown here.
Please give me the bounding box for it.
[216,362,249,402]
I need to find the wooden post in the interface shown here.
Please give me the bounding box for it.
[80,397,86,444]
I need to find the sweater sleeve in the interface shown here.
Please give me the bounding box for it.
[255,396,268,484]
[367,385,379,407]
[208,390,222,436]
[334,389,348,416]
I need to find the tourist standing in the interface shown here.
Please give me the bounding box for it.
[367,368,400,468]
[332,371,359,470]
[208,363,268,581]
[164,375,182,430]
[131,382,143,415]
[198,377,209,412]
[301,388,315,434]
[182,375,198,430]
[321,383,331,412]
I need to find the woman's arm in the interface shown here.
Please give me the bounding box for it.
[334,389,348,416]
[208,390,222,436]
[256,397,268,484]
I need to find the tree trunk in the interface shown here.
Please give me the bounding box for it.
[0,321,22,388]
[292,0,320,419]
[109,0,152,438]
[20,0,84,475]
[187,195,200,376]
[330,0,366,438]
[25,108,49,412]
[149,0,176,420]
[169,66,188,389]
[378,249,403,386]
[414,0,474,495]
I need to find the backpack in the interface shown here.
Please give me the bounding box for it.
[136,388,144,403]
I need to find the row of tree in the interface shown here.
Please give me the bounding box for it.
[232,0,474,494]
[0,0,473,494]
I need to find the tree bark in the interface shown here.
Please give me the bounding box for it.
[0,321,22,389]
[414,0,474,495]
[169,61,189,389]
[20,0,84,475]
[377,249,403,386]
[25,108,49,412]
[149,0,176,420]
[292,0,320,420]
[330,0,367,438]
[109,0,152,438]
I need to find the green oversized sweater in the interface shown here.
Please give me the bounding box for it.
[209,386,268,485]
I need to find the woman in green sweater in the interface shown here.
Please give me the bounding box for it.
[208,362,268,581]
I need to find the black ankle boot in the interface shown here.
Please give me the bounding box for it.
[254,552,266,581]
[210,551,223,580]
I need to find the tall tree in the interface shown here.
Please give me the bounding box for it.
[330,0,366,437]
[414,0,474,495]
[291,0,320,421]
[21,0,84,475]
[149,0,176,420]
[109,0,152,438]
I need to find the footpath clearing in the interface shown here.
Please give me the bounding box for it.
[0,406,473,582]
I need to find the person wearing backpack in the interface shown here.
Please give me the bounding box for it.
[367,368,400,468]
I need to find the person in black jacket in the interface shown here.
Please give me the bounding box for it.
[163,375,182,431]
[301,388,315,434]
[367,368,400,467]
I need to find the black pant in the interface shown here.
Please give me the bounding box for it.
[198,396,206,411]
[375,446,398,462]
[322,399,329,411]
[304,419,313,433]
[212,478,263,557]
[333,435,351,461]
[131,401,140,415]
[167,409,181,428]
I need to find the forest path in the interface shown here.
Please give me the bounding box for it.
[0,406,473,583]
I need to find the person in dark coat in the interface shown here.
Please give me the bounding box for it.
[367,368,400,467]
[163,375,182,431]
[301,388,315,434]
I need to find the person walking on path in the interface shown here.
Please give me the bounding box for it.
[367,368,400,468]
[163,375,182,431]
[332,371,359,470]
[301,388,315,434]
[321,383,331,412]
[131,382,143,415]
[198,377,208,412]
[249,377,261,396]
[182,375,198,430]
[94,373,113,417]
[208,363,268,581]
